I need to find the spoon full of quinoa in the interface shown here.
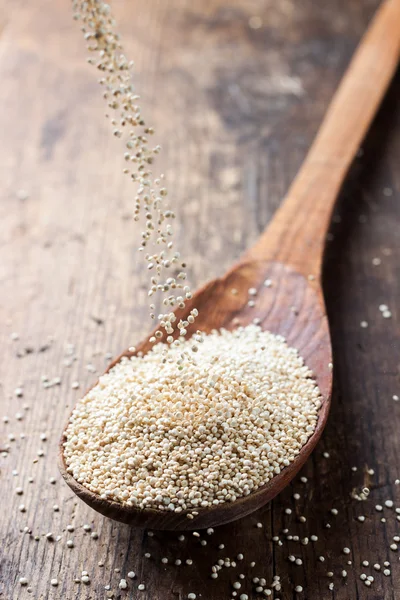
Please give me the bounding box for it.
[60,0,400,529]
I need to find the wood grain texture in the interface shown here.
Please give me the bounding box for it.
[1,0,400,599]
[245,0,400,277]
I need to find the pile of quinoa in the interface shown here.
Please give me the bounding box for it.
[63,325,322,511]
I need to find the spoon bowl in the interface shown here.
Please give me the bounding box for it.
[59,0,400,530]
[59,260,331,530]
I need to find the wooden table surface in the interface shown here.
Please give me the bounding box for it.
[1,0,399,598]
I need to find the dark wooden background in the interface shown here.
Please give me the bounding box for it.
[1,0,399,598]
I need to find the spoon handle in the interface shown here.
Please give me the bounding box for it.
[245,0,400,279]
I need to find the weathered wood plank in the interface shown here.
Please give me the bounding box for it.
[1,0,399,599]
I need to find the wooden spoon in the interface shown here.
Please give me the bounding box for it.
[59,0,400,530]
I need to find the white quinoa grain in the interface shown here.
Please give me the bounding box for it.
[233,582,241,590]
